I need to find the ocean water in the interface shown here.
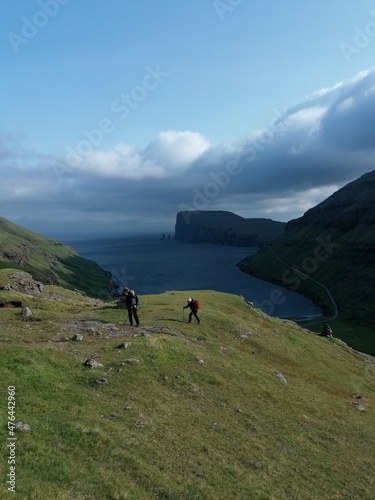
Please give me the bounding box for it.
[67,235,322,321]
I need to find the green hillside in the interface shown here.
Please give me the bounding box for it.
[0,274,374,499]
[238,171,375,355]
[0,217,114,299]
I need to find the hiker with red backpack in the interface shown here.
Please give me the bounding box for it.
[183,298,200,324]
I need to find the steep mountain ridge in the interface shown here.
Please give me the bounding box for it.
[287,170,375,232]
[238,170,375,352]
[0,216,114,299]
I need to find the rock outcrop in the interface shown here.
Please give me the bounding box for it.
[175,210,286,246]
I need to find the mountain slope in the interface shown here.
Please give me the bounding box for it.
[175,210,286,246]
[238,170,375,352]
[0,216,114,299]
[0,281,374,499]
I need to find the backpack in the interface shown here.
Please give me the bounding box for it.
[130,290,137,307]
[194,299,200,309]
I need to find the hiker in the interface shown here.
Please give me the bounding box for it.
[183,298,200,324]
[125,289,140,326]
[321,323,333,338]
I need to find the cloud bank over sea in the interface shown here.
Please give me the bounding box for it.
[1,67,375,237]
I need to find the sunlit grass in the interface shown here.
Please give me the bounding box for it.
[0,282,374,498]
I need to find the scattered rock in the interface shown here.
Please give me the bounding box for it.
[220,346,228,353]
[188,383,199,393]
[240,332,251,339]
[135,420,146,428]
[352,402,365,411]
[121,357,140,365]
[15,422,31,432]
[116,342,131,349]
[96,377,109,385]
[275,371,287,384]
[132,326,185,338]
[82,358,103,368]
[72,334,83,341]
[9,271,44,295]
[21,307,33,319]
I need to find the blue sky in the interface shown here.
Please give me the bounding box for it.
[2,0,375,238]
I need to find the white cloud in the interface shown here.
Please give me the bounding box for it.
[284,106,327,127]
[79,146,164,180]
[69,131,210,181]
[2,67,375,236]
[144,130,210,168]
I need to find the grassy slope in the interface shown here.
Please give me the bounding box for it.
[0,278,374,499]
[238,224,375,355]
[0,217,113,299]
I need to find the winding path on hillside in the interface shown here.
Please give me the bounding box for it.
[266,246,339,324]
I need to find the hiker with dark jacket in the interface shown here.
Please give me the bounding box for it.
[183,298,200,324]
[125,289,140,326]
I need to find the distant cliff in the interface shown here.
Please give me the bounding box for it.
[175,211,286,246]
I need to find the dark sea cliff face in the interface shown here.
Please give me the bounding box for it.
[174,210,286,246]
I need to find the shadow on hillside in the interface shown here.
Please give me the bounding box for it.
[155,318,187,324]
[28,253,115,300]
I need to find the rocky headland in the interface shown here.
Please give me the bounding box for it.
[175,210,286,246]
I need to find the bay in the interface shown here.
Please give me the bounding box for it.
[67,235,323,321]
